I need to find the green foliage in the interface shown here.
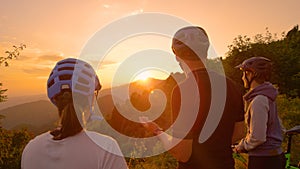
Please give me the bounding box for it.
[234,153,248,169]
[0,128,33,169]
[122,137,178,168]
[277,95,300,166]
[126,152,178,169]
[277,95,300,129]
[222,26,300,97]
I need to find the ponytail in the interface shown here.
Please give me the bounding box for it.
[50,91,83,140]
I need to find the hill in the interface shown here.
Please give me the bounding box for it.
[0,94,48,110]
[0,100,58,134]
[0,73,186,135]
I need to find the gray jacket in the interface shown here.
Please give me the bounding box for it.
[238,82,283,156]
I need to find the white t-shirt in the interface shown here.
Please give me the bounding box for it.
[21,130,128,169]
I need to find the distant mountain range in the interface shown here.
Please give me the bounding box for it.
[0,73,185,135]
[0,100,58,134]
[0,94,49,110]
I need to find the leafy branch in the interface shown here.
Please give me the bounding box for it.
[0,44,26,103]
[0,44,26,67]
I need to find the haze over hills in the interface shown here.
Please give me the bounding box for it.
[0,94,48,110]
[0,73,185,135]
[0,100,58,134]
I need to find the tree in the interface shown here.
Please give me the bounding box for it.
[0,44,28,168]
[0,128,33,169]
[222,26,300,97]
[0,44,26,103]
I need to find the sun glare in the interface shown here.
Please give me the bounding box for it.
[131,69,170,84]
[134,71,151,82]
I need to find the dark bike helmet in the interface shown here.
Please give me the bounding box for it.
[172,26,209,60]
[47,58,101,106]
[235,57,272,80]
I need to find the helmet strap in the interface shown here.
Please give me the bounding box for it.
[244,71,256,89]
[245,72,256,88]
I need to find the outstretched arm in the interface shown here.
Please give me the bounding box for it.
[140,118,192,162]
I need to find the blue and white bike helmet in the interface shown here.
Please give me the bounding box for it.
[47,58,101,107]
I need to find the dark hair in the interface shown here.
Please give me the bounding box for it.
[50,91,83,140]
[254,71,272,84]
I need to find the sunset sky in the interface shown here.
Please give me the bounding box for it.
[0,0,299,98]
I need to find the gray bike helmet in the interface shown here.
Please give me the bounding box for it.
[235,57,272,80]
[172,26,209,60]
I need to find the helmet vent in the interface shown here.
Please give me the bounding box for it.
[78,77,89,85]
[57,60,76,65]
[59,74,72,81]
[48,79,55,88]
[82,70,92,78]
[74,84,89,92]
[58,67,74,71]
[84,63,91,68]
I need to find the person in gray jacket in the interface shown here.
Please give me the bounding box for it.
[235,57,286,169]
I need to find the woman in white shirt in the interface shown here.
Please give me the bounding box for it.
[21,58,128,169]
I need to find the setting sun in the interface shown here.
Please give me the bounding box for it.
[130,68,170,84]
[134,71,152,82]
